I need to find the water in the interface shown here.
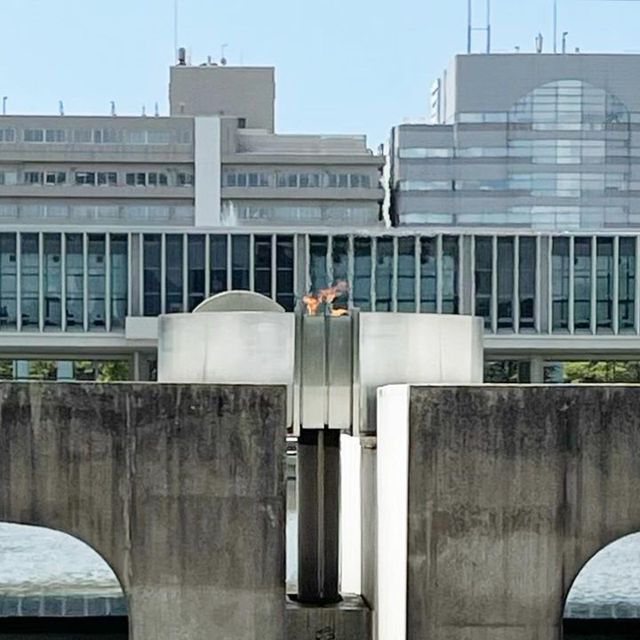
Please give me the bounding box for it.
[2,520,640,619]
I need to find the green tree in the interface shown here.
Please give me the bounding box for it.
[563,361,640,383]
[97,361,131,382]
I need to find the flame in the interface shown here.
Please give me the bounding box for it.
[302,294,322,317]
[303,281,349,316]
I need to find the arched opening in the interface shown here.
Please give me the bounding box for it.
[0,523,128,638]
[564,533,640,639]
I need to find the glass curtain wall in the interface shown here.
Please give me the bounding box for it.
[0,234,16,329]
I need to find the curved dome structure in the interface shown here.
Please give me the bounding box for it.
[509,79,630,127]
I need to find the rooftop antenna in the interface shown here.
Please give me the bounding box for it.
[59,101,64,116]
[467,0,492,54]
[553,0,558,53]
[536,32,544,53]
[110,101,117,117]
[154,102,160,117]
[2,97,6,116]
[221,44,228,66]
[174,0,179,62]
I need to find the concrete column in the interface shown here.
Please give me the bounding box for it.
[297,429,341,604]
[194,117,221,227]
[530,356,545,383]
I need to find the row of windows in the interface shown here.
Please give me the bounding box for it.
[0,203,194,223]
[1,231,640,336]
[220,202,380,226]
[398,172,629,195]
[3,170,195,187]
[399,139,632,162]
[222,171,373,189]
[400,207,632,229]
[0,127,192,145]
[142,234,296,315]
[0,233,127,332]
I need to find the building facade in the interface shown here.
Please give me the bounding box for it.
[0,226,636,382]
[3,55,640,383]
[391,54,640,229]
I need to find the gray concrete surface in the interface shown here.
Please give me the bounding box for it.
[406,385,640,640]
[0,383,286,640]
[286,595,371,640]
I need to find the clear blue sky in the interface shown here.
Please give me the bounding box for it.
[2,0,640,147]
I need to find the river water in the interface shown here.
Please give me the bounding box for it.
[1,517,640,619]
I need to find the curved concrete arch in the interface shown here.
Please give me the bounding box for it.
[0,520,126,603]
[563,531,640,620]
[0,382,287,640]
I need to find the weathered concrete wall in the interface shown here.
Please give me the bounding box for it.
[286,596,371,640]
[0,383,286,640]
[404,385,640,640]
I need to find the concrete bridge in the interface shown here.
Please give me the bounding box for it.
[1,382,640,639]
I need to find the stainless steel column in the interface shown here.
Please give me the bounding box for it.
[297,428,341,604]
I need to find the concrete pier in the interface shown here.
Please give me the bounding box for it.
[376,385,640,640]
[0,383,286,640]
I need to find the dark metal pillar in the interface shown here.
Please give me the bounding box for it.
[297,428,341,604]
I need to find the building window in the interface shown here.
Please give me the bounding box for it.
[397,237,416,312]
[276,235,295,312]
[20,234,39,329]
[177,172,194,187]
[97,172,118,186]
[24,172,43,185]
[442,236,459,314]
[0,234,17,329]
[254,235,272,298]
[76,172,96,186]
[231,235,250,290]
[88,235,106,330]
[210,235,228,296]
[353,238,372,311]
[420,237,436,313]
[574,238,592,332]
[619,238,636,333]
[111,235,128,329]
[596,238,613,332]
[0,128,16,143]
[497,238,514,331]
[45,129,66,143]
[332,236,349,285]
[43,234,62,330]
[23,129,44,143]
[552,237,570,332]
[187,235,205,311]
[45,171,66,185]
[165,235,184,313]
[375,238,393,312]
[474,238,493,330]
[143,234,161,316]
[519,237,536,330]
[309,236,328,292]
[65,234,84,331]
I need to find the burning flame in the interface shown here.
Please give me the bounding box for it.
[303,281,349,316]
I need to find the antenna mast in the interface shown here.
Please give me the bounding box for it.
[174,0,179,62]
[467,0,492,54]
[553,0,558,53]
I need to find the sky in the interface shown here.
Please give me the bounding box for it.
[2,0,640,148]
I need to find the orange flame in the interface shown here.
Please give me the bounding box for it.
[303,281,349,316]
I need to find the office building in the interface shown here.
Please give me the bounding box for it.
[391,54,640,229]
